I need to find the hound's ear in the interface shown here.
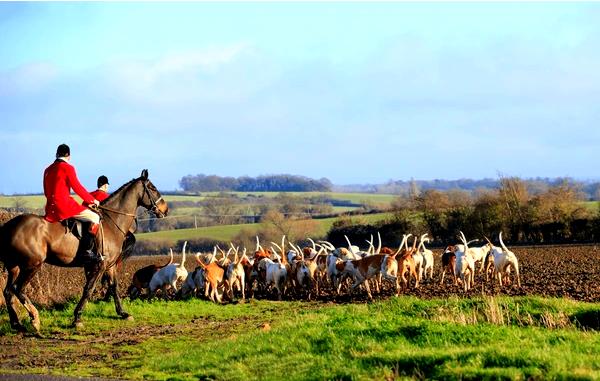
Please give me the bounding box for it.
[141,169,149,180]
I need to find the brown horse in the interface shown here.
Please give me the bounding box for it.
[0,169,168,333]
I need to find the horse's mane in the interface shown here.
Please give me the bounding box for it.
[101,177,140,204]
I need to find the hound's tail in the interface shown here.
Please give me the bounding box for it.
[180,241,188,269]
[195,253,208,270]
[499,232,509,252]
[161,249,174,268]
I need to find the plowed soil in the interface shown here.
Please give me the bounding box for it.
[1,244,599,306]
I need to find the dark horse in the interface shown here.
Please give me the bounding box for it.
[0,169,168,333]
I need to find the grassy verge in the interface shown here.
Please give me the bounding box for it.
[1,296,599,380]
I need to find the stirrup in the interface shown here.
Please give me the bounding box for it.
[81,249,104,263]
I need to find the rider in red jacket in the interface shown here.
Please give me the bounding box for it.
[90,175,110,202]
[43,144,102,263]
[86,175,138,297]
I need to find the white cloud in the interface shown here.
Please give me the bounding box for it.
[0,62,58,95]
[104,44,254,104]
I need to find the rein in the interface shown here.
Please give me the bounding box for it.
[95,205,136,271]
[100,209,134,237]
[98,205,136,217]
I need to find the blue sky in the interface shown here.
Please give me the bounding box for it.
[1,2,599,194]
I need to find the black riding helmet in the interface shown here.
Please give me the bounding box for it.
[56,143,70,158]
[97,175,109,188]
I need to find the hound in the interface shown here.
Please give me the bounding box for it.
[397,235,419,291]
[128,250,173,299]
[342,253,400,299]
[412,242,424,282]
[489,232,521,288]
[251,236,274,295]
[440,245,457,286]
[224,246,248,300]
[326,253,347,295]
[466,240,493,274]
[289,242,324,299]
[455,232,475,291]
[194,248,226,303]
[270,236,293,290]
[418,234,435,280]
[180,266,205,299]
[257,257,288,300]
[149,242,189,297]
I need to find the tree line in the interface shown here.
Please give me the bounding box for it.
[179,174,333,192]
[336,177,600,200]
[328,177,600,246]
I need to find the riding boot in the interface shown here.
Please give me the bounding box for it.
[78,223,104,263]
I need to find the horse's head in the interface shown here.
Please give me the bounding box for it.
[138,169,169,218]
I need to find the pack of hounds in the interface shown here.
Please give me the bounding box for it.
[128,231,521,302]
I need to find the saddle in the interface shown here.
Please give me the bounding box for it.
[61,218,84,239]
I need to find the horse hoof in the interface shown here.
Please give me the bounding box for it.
[124,315,134,321]
[72,321,84,329]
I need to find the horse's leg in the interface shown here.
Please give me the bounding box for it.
[13,266,42,333]
[105,267,131,320]
[3,266,24,331]
[101,272,112,302]
[72,262,103,328]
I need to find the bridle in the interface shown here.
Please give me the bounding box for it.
[142,180,165,218]
[96,179,165,236]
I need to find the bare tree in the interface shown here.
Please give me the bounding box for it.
[260,210,318,244]
[203,196,238,225]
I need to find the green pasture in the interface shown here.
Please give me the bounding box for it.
[583,201,600,212]
[0,296,598,380]
[167,205,359,217]
[169,191,396,204]
[0,195,47,209]
[137,212,392,244]
[0,192,396,210]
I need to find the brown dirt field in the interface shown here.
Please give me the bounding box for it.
[1,244,599,306]
[401,244,600,302]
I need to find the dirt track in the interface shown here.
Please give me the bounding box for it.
[1,244,599,306]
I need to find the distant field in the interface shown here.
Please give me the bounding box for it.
[583,201,599,212]
[137,212,392,244]
[165,192,396,208]
[0,195,47,209]
[0,192,396,210]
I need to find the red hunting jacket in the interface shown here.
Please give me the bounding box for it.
[43,159,96,222]
[90,189,109,202]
